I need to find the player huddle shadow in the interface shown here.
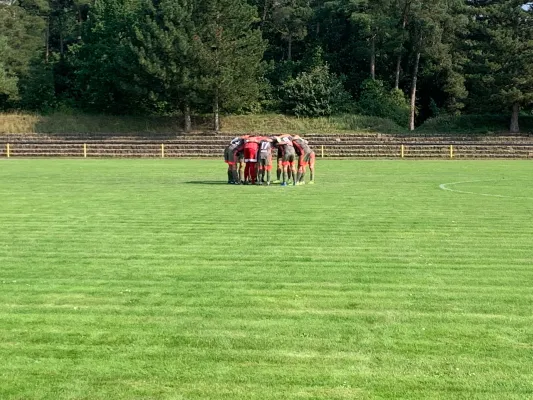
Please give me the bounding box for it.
[184,180,229,185]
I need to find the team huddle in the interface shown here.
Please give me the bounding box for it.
[224,134,316,186]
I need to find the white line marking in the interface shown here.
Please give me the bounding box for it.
[439,180,512,198]
[439,180,533,200]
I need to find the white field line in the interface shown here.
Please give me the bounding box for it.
[439,180,514,198]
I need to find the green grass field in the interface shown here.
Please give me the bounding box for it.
[1,159,532,400]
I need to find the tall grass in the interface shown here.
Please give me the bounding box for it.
[0,112,405,135]
[4,111,532,136]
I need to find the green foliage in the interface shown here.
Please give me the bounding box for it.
[416,114,533,134]
[127,0,195,114]
[0,0,532,129]
[18,58,57,112]
[72,0,148,113]
[0,35,18,106]
[270,0,312,60]
[192,0,267,116]
[465,1,533,122]
[280,65,353,117]
[0,3,45,77]
[357,79,409,127]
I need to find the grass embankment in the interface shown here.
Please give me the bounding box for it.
[2,112,532,136]
[0,112,404,135]
[1,159,532,399]
[415,114,533,135]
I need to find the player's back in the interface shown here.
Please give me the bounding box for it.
[292,137,311,155]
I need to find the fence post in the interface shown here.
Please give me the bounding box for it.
[321,145,324,158]
[401,144,404,159]
[6,143,10,158]
[83,143,87,158]
[450,144,454,159]
[161,143,165,158]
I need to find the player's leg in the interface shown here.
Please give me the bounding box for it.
[296,157,306,184]
[257,160,264,185]
[239,162,245,183]
[281,162,288,186]
[224,148,233,183]
[237,152,245,184]
[265,165,272,185]
[250,162,257,184]
[309,151,316,183]
[274,158,282,183]
[290,159,297,186]
[265,155,272,185]
[231,164,239,184]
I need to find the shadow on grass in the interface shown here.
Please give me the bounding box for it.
[185,180,231,185]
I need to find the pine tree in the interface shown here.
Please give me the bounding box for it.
[466,0,533,132]
[129,0,196,130]
[192,0,266,131]
[270,0,312,61]
[73,0,146,113]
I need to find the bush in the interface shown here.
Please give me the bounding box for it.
[356,79,410,127]
[280,65,354,117]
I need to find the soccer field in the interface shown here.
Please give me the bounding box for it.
[0,159,532,400]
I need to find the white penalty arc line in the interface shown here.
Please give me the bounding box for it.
[439,180,516,199]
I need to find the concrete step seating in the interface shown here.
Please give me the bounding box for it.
[1,133,533,158]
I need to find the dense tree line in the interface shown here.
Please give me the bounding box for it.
[1,0,532,131]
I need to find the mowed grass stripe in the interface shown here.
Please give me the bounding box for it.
[0,159,532,399]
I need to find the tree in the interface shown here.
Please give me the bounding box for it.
[392,0,412,89]
[348,0,395,80]
[0,2,45,77]
[192,0,266,131]
[270,0,312,60]
[357,78,410,126]
[129,0,196,130]
[406,0,466,130]
[73,0,147,113]
[280,64,353,116]
[466,0,533,133]
[0,35,18,106]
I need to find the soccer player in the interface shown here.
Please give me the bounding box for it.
[273,135,297,186]
[292,135,316,184]
[272,134,291,184]
[224,137,243,184]
[257,138,273,185]
[243,136,261,184]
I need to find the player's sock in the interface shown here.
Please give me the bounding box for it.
[232,169,239,183]
[251,164,256,184]
[266,171,271,184]
[227,170,233,183]
[310,170,314,182]
[297,172,303,182]
[277,169,281,181]
[244,164,250,182]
